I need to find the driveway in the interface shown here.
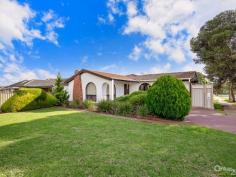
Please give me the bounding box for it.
[186,108,236,134]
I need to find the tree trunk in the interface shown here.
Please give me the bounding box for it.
[229,82,235,102]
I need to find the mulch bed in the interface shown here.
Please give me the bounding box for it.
[91,111,185,125]
[59,107,188,125]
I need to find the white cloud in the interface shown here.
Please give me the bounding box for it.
[0,0,64,86]
[0,0,65,48]
[0,64,56,86]
[81,55,88,64]
[108,0,236,65]
[42,10,54,22]
[182,63,204,73]
[108,13,114,23]
[36,69,56,79]
[101,64,117,71]
[98,16,106,24]
[149,63,171,74]
[0,0,36,47]
[127,1,137,17]
[129,45,142,61]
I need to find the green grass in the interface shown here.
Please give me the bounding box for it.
[0,108,235,177]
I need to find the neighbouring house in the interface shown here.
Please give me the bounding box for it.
[64,69,213,109]
[5,79,58,92]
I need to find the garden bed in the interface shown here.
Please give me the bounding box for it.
[91,110,185,125]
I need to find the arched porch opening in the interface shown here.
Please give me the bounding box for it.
[139,83,150,91]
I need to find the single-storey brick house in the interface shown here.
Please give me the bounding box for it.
[64,69,199,103]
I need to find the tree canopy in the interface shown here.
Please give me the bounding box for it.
[191,10,236,102]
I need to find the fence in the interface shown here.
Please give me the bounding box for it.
[191,84,213,109]
[0,89,15,108]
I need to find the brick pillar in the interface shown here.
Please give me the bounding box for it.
[73,74,83,103]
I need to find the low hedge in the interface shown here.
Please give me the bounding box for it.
[136,105,150,117]
[1,88,57,112]
[83,100,96,111]
[115,91,146,101]
[129,92,147,109]
[97,100,113,113]
[68,100,81,109]
[115,101,132,116]
[97,91,147,116]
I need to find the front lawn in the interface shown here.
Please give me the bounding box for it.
[0,108,235,177]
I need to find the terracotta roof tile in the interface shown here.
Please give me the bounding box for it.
[64,69,198,83]
[83,69,136,81]
[127,71,197,81]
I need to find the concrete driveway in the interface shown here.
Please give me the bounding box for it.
[186,108,236,134]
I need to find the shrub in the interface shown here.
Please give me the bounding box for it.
[115,95,129,102]
[214,102,224,110]
[1,88,57,112]
[146,75,191,120]
[68,100,80,108]
[97,100,113,113]
[136,105,150,117]
[128,91,146,98]
[111,91,148,115]
[83,100,96,111]
[110,101,119,115]
[115,101,132,116]
[129,92,147,108]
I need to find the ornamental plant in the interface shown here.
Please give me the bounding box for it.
[146,75,191,120]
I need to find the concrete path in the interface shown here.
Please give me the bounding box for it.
[186,108,236,134]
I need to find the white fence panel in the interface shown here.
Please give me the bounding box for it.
[191,84,213,109]
[0,89,15,108]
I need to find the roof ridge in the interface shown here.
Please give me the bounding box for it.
[83,69,126,77]
[129,71,196,76]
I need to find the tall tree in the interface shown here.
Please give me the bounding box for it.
[191,10,236,102]
[53,73,69,105]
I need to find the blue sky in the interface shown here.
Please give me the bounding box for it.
[0,0,236,85]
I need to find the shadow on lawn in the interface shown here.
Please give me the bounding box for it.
[26,106,68,113]
[0,111,92,176]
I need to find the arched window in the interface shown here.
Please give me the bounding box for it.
[139,83,150,91]
[86,82,97,101]
[102,83,110,100]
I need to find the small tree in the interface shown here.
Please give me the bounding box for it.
[53,73,69,106]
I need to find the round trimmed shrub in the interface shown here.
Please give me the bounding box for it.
[146,75,191,120]
[1,88,57,112]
